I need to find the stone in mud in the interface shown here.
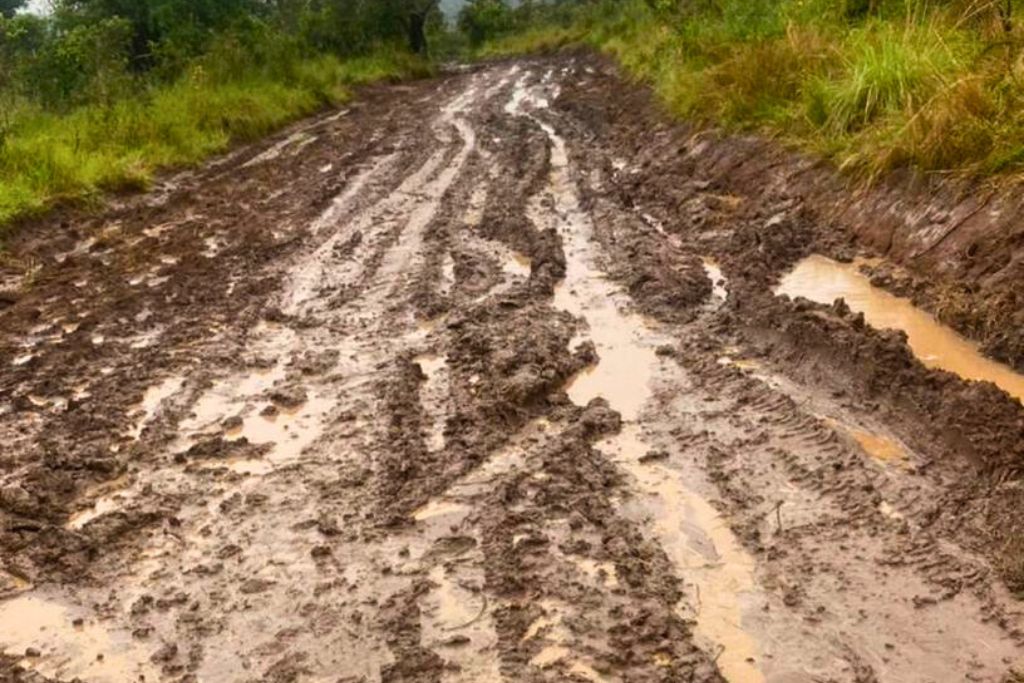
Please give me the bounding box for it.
[150,642,178,663]
[179,436,269,462]
[269,387,307,409]
[0,484,38,516]
[580,398,621,436]
[222,415,243,431]
[239,578,276,594]
[639,449,669,463]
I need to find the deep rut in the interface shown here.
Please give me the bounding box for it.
[0,57,1023,683]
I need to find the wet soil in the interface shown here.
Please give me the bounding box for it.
[1,55,1024,683]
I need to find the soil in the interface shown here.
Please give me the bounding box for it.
[0,54,1023,683]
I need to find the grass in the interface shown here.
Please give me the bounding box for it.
[481,0,1024,183]
[0,49,431,230]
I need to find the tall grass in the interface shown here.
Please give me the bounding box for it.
[0,49,430,229]
[484,0,1024,182]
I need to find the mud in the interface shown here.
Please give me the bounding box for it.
[1,55,1024,683]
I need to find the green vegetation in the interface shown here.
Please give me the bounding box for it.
[0,0,439,229]
[475,0,1024,182]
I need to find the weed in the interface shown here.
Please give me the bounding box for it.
[0,49,428,232]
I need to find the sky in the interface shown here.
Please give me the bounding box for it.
[23,0,50,15]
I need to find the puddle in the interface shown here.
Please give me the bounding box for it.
[511,76,765,683]
[778,255,1024,402]
[503,251,531,279]
[604,426,764,683]
[703,258,728,302]
[127,376,185,440]
[0,593,158,683]
[847,428,907,463]
[221,391,335,473]
[822,417,909,465]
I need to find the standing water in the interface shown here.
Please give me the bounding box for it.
[777,255,1024,403]
[509,73,765,683]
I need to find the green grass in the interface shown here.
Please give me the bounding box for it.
[0,50,431,230]
[482,0,1024,183]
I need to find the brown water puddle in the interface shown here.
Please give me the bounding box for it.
[511,76,766,683]
[221,391,335,474]
[127,375,185,440]
[503,251,532,279]
[0,593,158,683]
[848,428,908,463]
[778,255,1024,402]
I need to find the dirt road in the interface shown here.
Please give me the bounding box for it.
[2,56,1024,683]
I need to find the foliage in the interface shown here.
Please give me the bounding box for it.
[480,0,1024,181]
[0,0,443,232]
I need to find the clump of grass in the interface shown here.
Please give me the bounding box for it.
[0,49,429,230]
[476,24,588,58]
[505,0,1024,183]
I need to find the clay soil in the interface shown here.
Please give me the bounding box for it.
[1,54,1023,683]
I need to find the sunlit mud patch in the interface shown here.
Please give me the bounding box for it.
[127,376,185,439]
[0,592,158,683]
[777,254,1024,402]
[415,353,449,453]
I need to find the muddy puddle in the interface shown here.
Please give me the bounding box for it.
[213,388,334,474]
[778,255,1024,402]
[0,592,158,683]
[127,376,185,440]
[511,76,766,682]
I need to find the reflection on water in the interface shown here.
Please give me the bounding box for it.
[777,255,1024,403]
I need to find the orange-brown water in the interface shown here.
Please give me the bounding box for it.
[777,255,1024,403]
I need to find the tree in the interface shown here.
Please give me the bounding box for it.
[458,0,512,47]
[0,0,26,19]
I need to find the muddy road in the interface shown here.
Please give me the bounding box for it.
[2,55,1024,683]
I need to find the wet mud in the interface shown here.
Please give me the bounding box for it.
[1,55,1024,683]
